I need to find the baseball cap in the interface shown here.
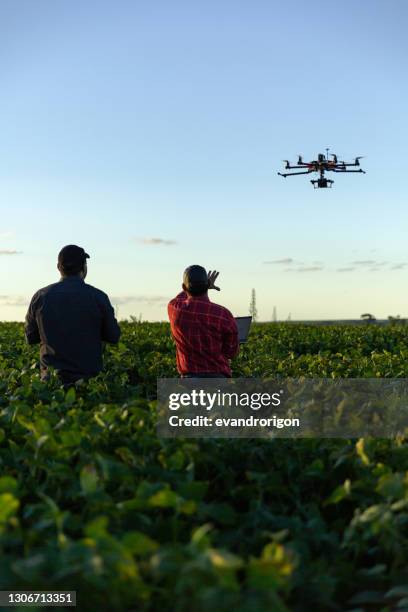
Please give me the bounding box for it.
[183,265,208,292]
[58,245,90,271]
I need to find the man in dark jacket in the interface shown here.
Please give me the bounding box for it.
[25,245,120,384]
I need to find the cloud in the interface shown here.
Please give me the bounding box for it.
[0,250,22,255]
[111,295,168,306]
[0,295,27,307]
[263,258,294,265]
[283,264,323,272]
[136,237,177,246]
[390,263,408,270]
[351,260,377,265]
[350,260,390,269]
[336,267,355,272]
[296,266,323,272]
[0,231,14,239]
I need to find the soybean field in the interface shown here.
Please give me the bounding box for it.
[1,322,408,611]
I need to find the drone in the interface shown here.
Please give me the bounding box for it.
[278,149,366,188]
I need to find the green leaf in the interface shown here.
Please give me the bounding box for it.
[247,542,295,590]
[207,548,243,570]
[386,586,408,599]
[191,523,213,549]
[148,488,179,508]
[84,516,109,539]
[60,430,82,447]
[177,481,208,501]
[324,479,351,506]
[356,438,370,465]
[65,386,76,405]
[200,502,237,525]
[0,476,18,494]
[0,493,20,525]
[376,473,405,500]
[80,465,100,495]
[358,564,387,577]
[348,591,385,605]
[122,531,159,555]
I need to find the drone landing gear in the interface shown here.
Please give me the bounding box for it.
[311,178,334,189]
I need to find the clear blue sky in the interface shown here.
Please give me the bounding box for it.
[1,0,407,321]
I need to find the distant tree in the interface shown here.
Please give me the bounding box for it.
[249,289,258,322]
[361,313,376,323]
[388,315,406,326]
[272,306,277,322]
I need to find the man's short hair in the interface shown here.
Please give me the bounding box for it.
[58,245,90,276]
[183,265,208,296]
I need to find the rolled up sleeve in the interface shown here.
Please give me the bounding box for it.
[25,294,41,345]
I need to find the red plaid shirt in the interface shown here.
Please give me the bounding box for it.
[168,292,239,376]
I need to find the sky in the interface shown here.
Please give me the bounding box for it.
[1,0,408,321]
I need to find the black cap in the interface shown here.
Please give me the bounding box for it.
[58,245,90,272]
[183,265,208,294]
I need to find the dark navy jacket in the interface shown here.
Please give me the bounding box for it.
[25,276,120,380]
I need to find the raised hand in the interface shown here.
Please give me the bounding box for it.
[207,270,220,291]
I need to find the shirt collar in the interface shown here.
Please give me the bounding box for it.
[187,293,210,303]
[59,276,84,283]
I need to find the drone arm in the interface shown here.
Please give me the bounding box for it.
[278,170,312,177]
[281,163,310,169]
[333,168,366,173]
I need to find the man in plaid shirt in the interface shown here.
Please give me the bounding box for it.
[168,266,239,377]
